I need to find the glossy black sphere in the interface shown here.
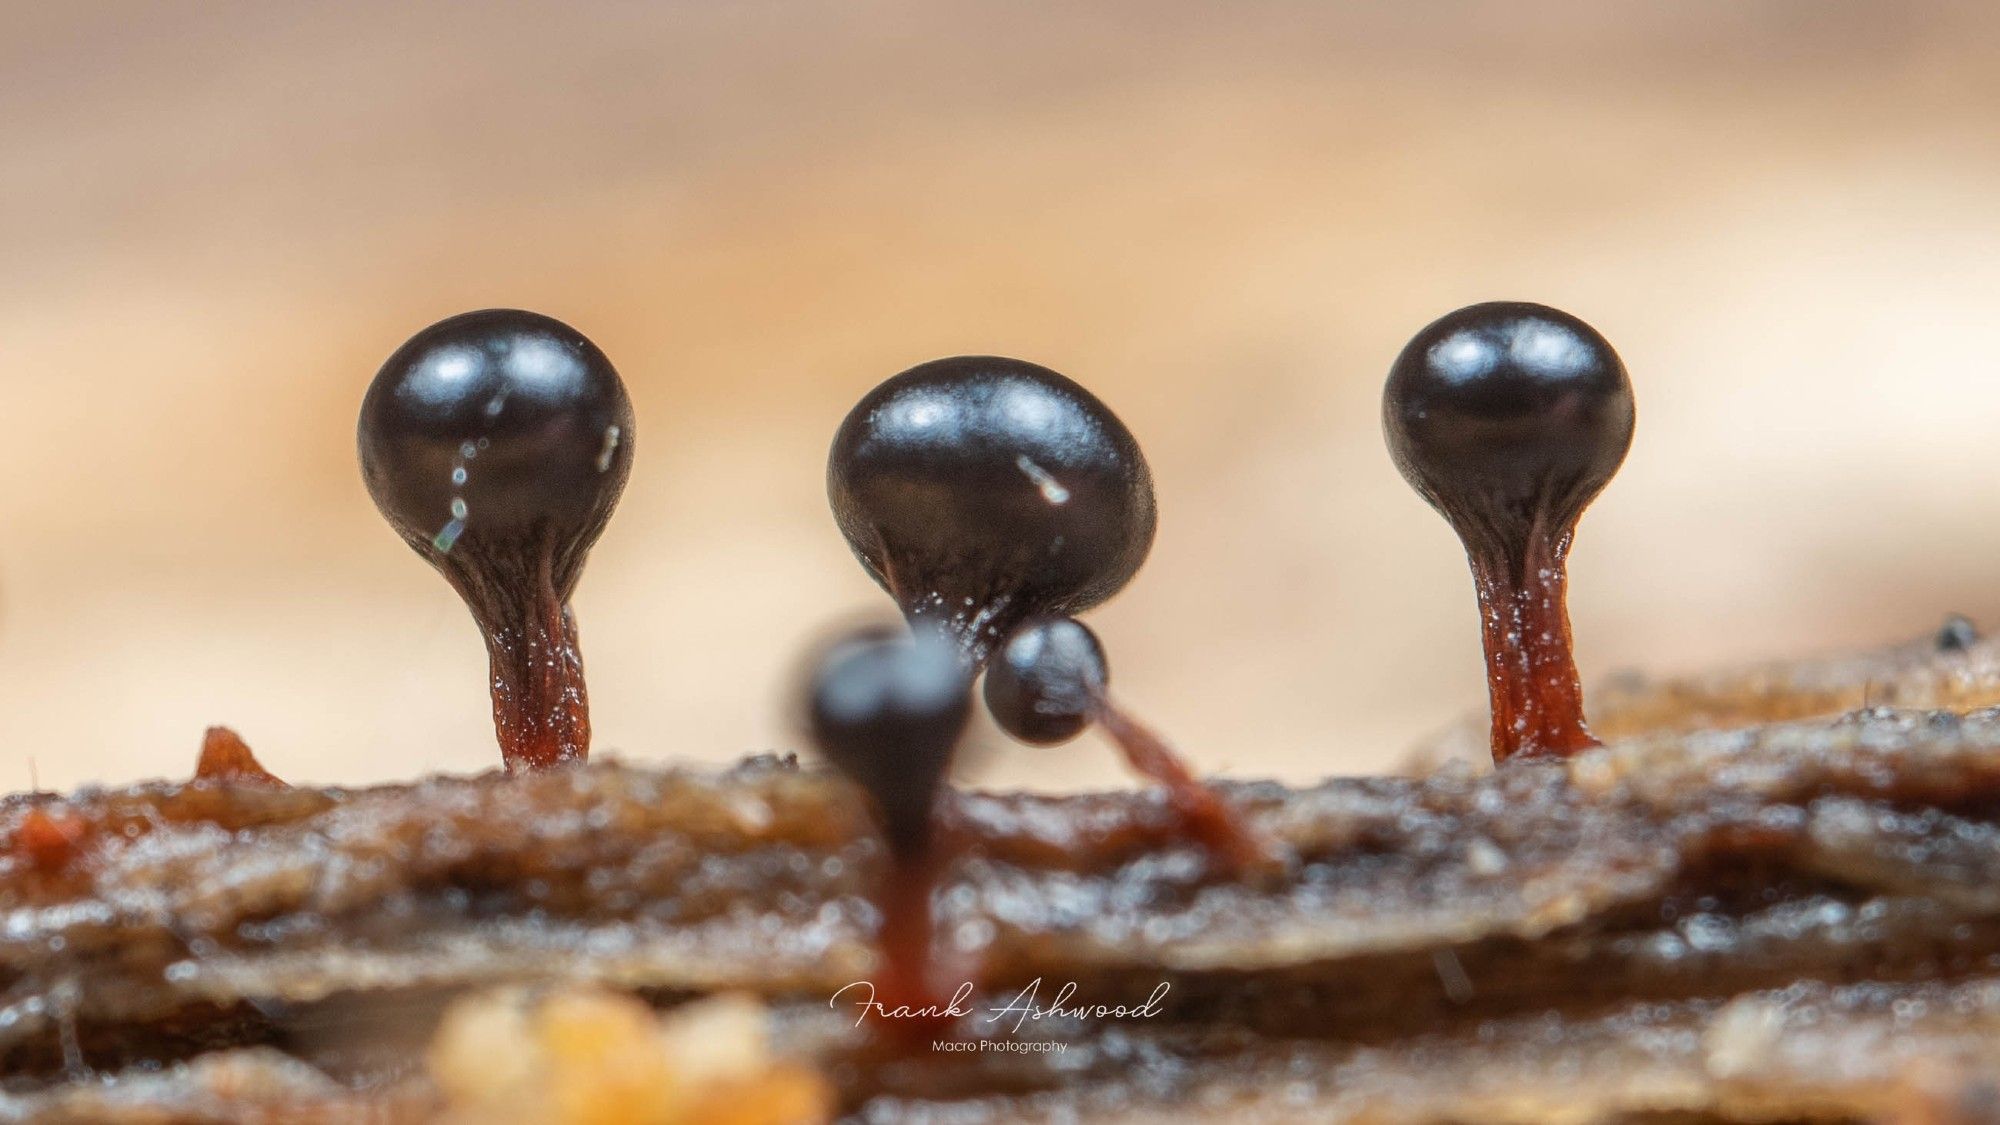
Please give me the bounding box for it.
[359,309,635,593]
[807,628,972,856]
[828,356,1156,652]
[1382,302,1632,561]
[983,616,1108,745]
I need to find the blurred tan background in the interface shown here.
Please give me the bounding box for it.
[4,1,1999,792]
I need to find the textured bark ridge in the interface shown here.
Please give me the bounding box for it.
[8,626,2000,1121]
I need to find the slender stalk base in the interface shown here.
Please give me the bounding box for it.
[482,548,591,773]
[1094,698,1275,873]
[872,849,962,1046]
[1469,527,1599,763]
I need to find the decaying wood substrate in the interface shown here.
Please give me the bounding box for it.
[6,624,2000,1122]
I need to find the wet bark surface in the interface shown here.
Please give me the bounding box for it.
[9,631,2000,1121]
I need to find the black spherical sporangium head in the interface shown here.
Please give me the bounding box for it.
[359,308,634,599]
[806,627,972,856]
[1382,301,1632,564]
[827,356,1155,656]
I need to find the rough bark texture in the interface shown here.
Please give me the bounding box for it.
[8,626,2000,1121]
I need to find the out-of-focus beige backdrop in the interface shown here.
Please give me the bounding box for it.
[4,1,1999,792]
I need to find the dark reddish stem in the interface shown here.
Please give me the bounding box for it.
[1092,697,1275,872]
[483,545,591,772]
[1468,521,1598,763]
[872,848,962,1045]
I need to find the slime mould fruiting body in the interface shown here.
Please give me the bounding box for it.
[1384,301,1634,764]
[825,355,1269,875]
[359,309,635,773]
